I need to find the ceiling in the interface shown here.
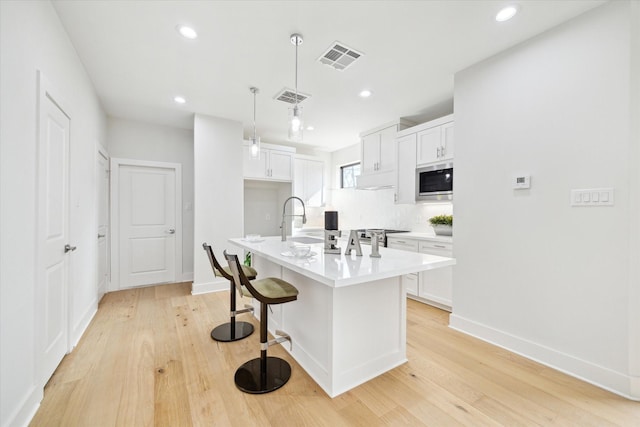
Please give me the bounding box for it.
[51,0,605,152]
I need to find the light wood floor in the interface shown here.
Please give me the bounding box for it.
[31,282,639,426]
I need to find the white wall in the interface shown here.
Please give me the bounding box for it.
[192,114,244,295]
[107,118,194,280]
[451,1,639,399]
[0,1,107,426]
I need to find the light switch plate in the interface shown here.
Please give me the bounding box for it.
[571,188,614,206]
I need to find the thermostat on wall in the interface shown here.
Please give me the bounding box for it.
[513,175,530,189]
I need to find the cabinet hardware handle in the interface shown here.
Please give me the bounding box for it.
[97,234,105,238]
[437,147,441,158]
[434,244,446,248]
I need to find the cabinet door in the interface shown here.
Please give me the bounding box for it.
[441,122,454,161]
[294,158,324,207]
[419,267,452,309]
[269,150,293,181]
[416,126,442,166]
[305,159,324,207]
[361,133,380,174]
[243,146,268,179]
[396,133,417,204]
[378,126,398,172]
[403,273,418,296]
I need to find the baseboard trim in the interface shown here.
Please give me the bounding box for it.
[70,302,98,349]
[191,279,227,295]
[449,313,639,401]
[2,384,42,427]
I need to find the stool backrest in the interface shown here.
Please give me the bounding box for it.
[224,250,262,303]
[202,242,233,281]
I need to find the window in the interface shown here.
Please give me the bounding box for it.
[340,162,360,189]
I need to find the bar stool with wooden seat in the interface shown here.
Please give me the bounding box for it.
[202,243,257,342]
[224,250,299,394]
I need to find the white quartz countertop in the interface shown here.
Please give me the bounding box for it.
[229,236,456,288]
[388,232,453,244]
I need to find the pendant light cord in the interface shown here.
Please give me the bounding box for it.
[295,35,299,108]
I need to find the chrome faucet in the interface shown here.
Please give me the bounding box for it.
[281,196,307,241]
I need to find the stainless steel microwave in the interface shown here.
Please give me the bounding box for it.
[416,162,453,202]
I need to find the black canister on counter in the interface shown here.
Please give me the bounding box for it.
[324,211,338,230]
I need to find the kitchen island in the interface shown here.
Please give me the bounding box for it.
[229,236,455,397]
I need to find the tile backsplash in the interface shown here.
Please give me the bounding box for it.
[327,188,453,232]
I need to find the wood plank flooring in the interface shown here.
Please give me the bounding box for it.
[30,282,639,426]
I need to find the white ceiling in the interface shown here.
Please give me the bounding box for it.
[52,0,605,152]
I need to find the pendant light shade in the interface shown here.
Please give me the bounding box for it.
[288,33,304,142]
[249,87,261,159]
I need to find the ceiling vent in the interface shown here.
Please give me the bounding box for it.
[318,42,363,71]
[274,88,311,104]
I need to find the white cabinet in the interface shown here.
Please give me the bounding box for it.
[357,120,413,189]
[387,235,453,311]
[294,156,324,207]
[243,142,295,181]
[395,133,417,204]
[418,240,453,310]
[362,125,398,174]
[416,120,454,166]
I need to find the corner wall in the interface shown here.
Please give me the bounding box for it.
[192,115,244,294]
[0,1,107,426]
[451,1,638,399]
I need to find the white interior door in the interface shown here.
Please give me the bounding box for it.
[38,89,71,383]
[118,164,177,288]
[97,148,109,298]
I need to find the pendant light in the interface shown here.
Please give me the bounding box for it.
[288,33,303,142]
[249,87,261,159]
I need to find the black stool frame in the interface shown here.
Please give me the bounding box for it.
[202,243,254,342]
[224,251,297,394]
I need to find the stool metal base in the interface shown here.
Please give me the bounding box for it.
[234,357,291,394]
[210,321,254,342]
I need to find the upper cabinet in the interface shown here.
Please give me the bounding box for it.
[293,156,324,207]
[395,133,417,204]
[357,120,413,189]
[243,142,295,181]
[416,118,454,166]
[395,114,454,204]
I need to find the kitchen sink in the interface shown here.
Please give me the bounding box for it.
[288,236,323,244]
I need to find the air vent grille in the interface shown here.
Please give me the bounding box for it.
[318,42,363,71]
[274,88,310,104]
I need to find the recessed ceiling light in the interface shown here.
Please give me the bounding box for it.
[176,25,197,39]
[306,126,314,131]
[359,90,372,98]
[174,96,186,104]
[495,5,519,22]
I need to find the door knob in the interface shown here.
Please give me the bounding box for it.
[64,244,77,253]
[168,229,175,234]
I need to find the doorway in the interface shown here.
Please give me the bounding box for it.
[96,146,109,298]
[36,72,72,385]
[111,159,182,290]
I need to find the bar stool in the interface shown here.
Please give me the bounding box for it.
[224,250,298,394]
[202,243,256,342]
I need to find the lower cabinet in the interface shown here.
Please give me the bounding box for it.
[388,236,453,311]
